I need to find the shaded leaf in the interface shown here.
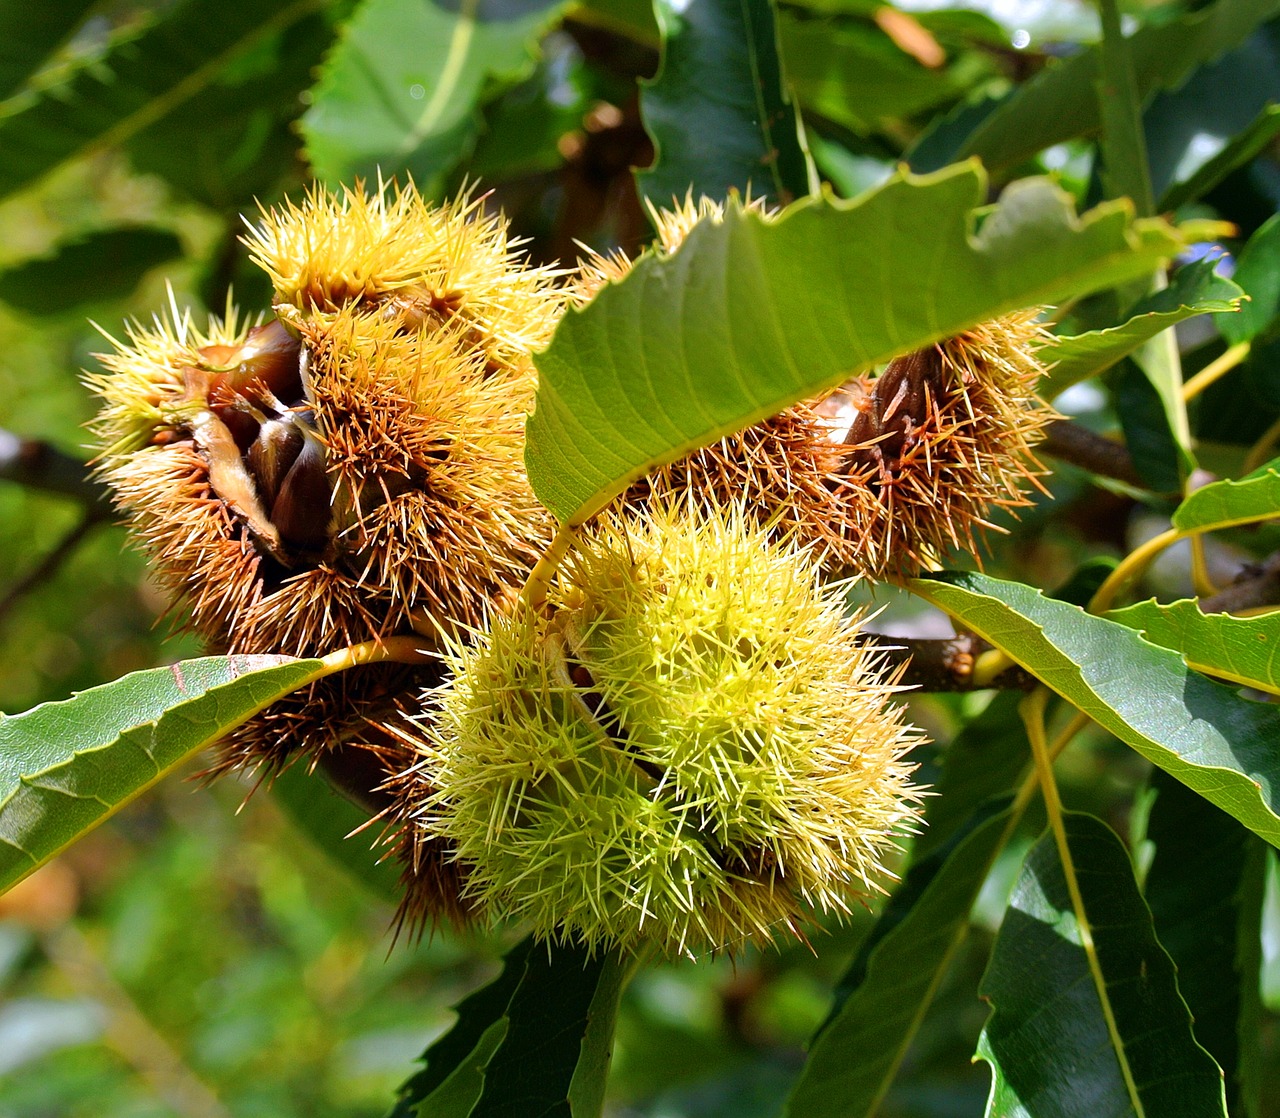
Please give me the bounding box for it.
[0,228,182,315]
[1042,255,1242,395]
[0,0,327,203]
[960,0,1280,173]
[780,16,968,136]
[0,655,325,895]
[390,935,631,1117]
[1173,461,1280,532]
[303,0,568,192]
[1161,105,1280,213]
[0,0,99,103]
[1218,212,1280,346]
[977,813,1226,1117]
[270,762,401,904]
[1107,597,1280,695]
[1116,356,1185,491]
[910,571,1280,847]
[640,0,813,207]
[1145,769,1261,1102]
[527,163,1184,524]
[786,806,1014,1118]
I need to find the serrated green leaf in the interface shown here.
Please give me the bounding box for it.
[640,0,813,207]
[527,163,1183,524]
[0,0,99,103]
[270,762,402,904]
[1173,461,1280,532]
[1042,256,1242,395]
[960,0,1280,173]
[389,936,631,1117]
[1161,105,1280,213]
[0,228,182,315]
[977,813,1226,1117]
[1145,770,1260,1102]
[0,0,326,203]
[0,655,325,895]
[302,0,568,192]
[1106,598,1280,696]
[1218,212,1280,346]
[1116,356,1186,491]
[910,571,1280,848]
[786,806,1014,1118]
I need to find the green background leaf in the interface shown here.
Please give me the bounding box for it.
[0,0,99,102]
[640,0,813,206]
[0,228,183,315]
[0,655,325,894]
[302,0,568,191]
[1173,461,1280,531]
[1218,212,1280,346]
[528,164,1183,524]
[1160,104,1280,212]
[977,814,1226,1117]
[911,571,1280,848]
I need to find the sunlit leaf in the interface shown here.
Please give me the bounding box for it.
[960,0,1280,172]
[1042,255,1242,395]
[1218,212,1280,346]
[911,571,1280,847]
[0,655,325,895]
[977,814,1227,1117]
[640,0,812,206]
[527,163,1184,524]
[1173,461,1280,532]
[1107,597,1280,695]
[302,0,568,191]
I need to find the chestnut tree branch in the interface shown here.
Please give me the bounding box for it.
[1040,419,1142,488]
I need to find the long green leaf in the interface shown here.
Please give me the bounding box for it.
[0,0,326,203]
[1042,256,1242,395]
[786,806,1013,1118]
[0,0,99,103]
[1173,461,1280,532]
[641,0,813,206]
[0,228,182,315]
[911,571,1280,848]
[527,163,1183,524]
[0,655,325,894]
[302,0,568,191]
[389,935,631,1117]
[1144,770,1261,1103]
[1161,105,1280,212]
[1107,598,1280,696]
[977,813,1226,1117]
[960,0,1280,172]
[1218,212,1280,346]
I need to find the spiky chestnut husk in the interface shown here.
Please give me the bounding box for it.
[574,200,1054,577]
[397,502,926,957]
[243,181,566,374]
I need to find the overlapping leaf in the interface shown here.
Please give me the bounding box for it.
[527,163,1183,524]
[0,0,326,202]
[1042,256,1242,395]
[1161,105,1280,212]
[960,0,1280,172]
[1173,461,1280,532]
[641,0,812,206]
[786,807,1014,1118]
[0,655,325,894]
[977,814,1226,1117]
[911,571,1280,846]
[388,936,630,1117]
[303,0,568,191]
[1218,212,1280,346]
[1107,598,1280,695]
[0,0,99,103]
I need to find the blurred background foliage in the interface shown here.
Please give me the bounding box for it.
[1,0,1280,1113]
